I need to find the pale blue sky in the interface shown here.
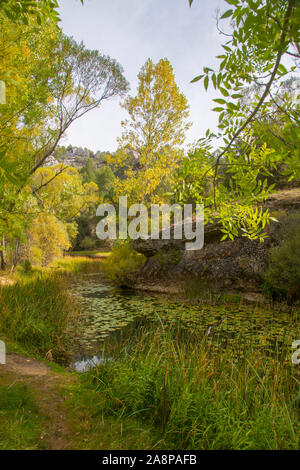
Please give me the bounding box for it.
[59,0,227,152]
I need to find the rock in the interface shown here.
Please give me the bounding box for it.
[132,221,222,257]
[137,236,270,293]
[132,188,300,294]
[43,155,59,167]
[264,188,300,211]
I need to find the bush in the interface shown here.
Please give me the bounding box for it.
[28,214,70,267]
[263,214,300,301]
[80,236,97,251]
[101,241,146,286]
[154,249,182,273]
[23,259,32,274]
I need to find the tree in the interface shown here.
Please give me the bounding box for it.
[1,0,60,24]
[0,13,58,186]
[28,214,70,266]
[21,166,98,265]
[96,166,116,200]
[0,0,64,183]
[80,159,97,184]
[26,33,129,177]
[184,0,300,240]
[30,166,99,223]
[0,22,129,192]
[0,15,128,268]
[0,0,84,25]
[106,58,190,204]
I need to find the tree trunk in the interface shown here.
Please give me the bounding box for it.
[0,236,7,271]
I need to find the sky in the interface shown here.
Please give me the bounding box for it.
[58,0,228,153]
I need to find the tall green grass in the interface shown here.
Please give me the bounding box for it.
[0,273,79,362]
[88,323,299,450]
[0,253,101,361]
[0,383,42,450]
[55,256,103,274]
[0,257,103,361]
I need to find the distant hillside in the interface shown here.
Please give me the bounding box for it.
[43,145,112,169]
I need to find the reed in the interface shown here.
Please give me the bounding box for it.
[88,322,299,450]
[0,257,102,360]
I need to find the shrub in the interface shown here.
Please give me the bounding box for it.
[264,214,300,301]
[80,236,97,251]
[23,259,32,274]
[154,249,182,273]
[28,214,70,267]
[101,241,146,286]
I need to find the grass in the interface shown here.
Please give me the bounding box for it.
[0,273,79,362]
[83,323,300,450]
[0,381,43,450]
[61,378,157,450]
[0,257,103,362]
[68,250,111,258]
[0,255,299,450]
[54,256,104,273]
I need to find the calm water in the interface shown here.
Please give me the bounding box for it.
[69,274,299,372]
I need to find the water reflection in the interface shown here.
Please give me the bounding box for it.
[70,355,112,373]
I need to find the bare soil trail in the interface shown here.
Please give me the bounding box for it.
[0,354,76,450]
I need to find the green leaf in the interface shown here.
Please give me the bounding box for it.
[213,98,227,104]
[204,75,209,91]
[221,9,233,19]
[226,0,238,5]
[220,87,229,96]
[278,64,288,74]
[212,73,217,89]
[190,74,204,83]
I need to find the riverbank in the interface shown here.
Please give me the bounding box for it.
[0,257,299,450]
[1,328,299,450]
[0,351,155,450]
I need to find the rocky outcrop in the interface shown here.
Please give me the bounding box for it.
[263,188,300,211]
[134,236,270,293]
[132,189,300,294]
[43,146,109,169]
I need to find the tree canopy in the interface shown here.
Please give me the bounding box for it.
[107,58,190,204]
[0,4,128,267]
[184,0,300,240]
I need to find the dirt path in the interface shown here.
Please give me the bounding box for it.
[0,354,76,450]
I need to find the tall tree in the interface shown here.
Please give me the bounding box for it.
[107,58,190,204]
[80,159,97,184]
[0,15,128,268]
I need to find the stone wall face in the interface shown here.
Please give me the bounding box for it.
[136,237,270,293]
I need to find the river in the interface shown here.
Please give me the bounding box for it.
[69,273,299,372]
